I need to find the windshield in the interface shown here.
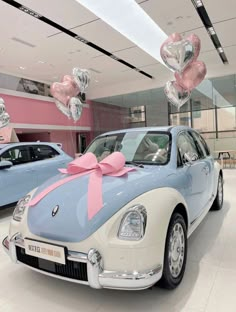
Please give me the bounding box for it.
[86,131,171,165]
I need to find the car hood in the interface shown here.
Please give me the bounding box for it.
[28,166,173,242]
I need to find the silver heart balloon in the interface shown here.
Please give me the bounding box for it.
[164,81,191,110]
[69,97,83,122]
[0,112,10,129]
[0,103,6,115]
[161,39,195,73]
[55,100,72,119]
[72,68,90,93]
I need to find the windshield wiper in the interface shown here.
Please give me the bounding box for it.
[125,161,144,168]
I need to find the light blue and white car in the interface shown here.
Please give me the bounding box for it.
[0,142,72,207]
[2,127,223,290]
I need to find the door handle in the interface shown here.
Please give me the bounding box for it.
[202,166,210,175]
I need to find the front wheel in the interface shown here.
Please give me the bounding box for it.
[159,213,187,289]
[211,174,223,211]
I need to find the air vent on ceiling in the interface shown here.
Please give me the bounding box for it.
[88,68,102,74]
[11,37,36,48]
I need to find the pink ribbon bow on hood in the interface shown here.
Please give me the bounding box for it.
[30,152,135,220]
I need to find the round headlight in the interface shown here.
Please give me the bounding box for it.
[118,205,147,241]
[13,195,31,222]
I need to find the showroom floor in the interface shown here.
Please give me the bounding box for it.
[0,170,236,312]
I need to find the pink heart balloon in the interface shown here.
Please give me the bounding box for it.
[175,61,207,91]
[50,75,79,106]
[62,75,78,86]
[162,32,182,45]
[187,34,201,61]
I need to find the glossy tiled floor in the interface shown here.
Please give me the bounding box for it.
[0,169,236,312]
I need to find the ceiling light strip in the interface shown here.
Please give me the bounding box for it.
[1,0,153,79]
[77,0,168,65]
[190,0,228,64]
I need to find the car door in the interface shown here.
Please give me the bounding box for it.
[190,130,215,202]
[176,131,209,223]
[30,144,67,186]
[0,145,36,206]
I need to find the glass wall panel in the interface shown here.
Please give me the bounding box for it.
[169,101,190,114]
[170,112,191,127]
[212,74,236,107]
[192,109,215,132]
[217,107,236,131]
[201,132,216,139]
[218,131,236,138]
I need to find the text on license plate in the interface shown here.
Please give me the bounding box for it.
[24,239,66,265]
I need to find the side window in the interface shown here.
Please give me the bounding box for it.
[189,131,205,159]
[32,145,59,161]
[0,146,31,165]
[194,132,211,156]
[177,132,200,166]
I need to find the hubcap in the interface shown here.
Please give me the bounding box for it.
[168,222,185,278]
[218,176,223,206]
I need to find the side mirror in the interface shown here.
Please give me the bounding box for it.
[75,153,83,158]
[0,160,13,169]
[184,152,198,165]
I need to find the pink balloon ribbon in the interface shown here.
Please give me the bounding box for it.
[29,152,135,220]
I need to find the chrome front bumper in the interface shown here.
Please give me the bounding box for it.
[2,234,162,290]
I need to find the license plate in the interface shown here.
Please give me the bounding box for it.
[24,239,66,265]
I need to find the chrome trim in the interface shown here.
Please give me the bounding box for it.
[99,266,162,290]
[4,234,163,290]
[67,250,87,263]
[9,232,22,263]
[2,236,10,255]
[87,248,103,289]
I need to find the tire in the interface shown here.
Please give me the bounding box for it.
[211,174,223,211]
[159,213,187,290]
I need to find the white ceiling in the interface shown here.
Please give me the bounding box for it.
[0,0,236,100]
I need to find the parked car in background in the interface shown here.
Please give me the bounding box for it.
[0,142,72,207]
[3,126,223,290]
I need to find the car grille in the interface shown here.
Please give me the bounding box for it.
[16,246,88,282]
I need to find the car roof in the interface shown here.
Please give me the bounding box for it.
[99,126,191,136]
[0,142,59,148]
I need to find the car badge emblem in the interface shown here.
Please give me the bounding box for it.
[52,205,59,217]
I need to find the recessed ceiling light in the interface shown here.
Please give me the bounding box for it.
[193,0,203,8]
[19,66,26,70]
[217,47,224,54]
[176,16,183,20]
[77,0,168,65]
[208,27,216,35]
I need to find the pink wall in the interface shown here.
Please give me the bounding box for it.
[0,93,129,157]
[1,93,93,127]
[50,131,77,157]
